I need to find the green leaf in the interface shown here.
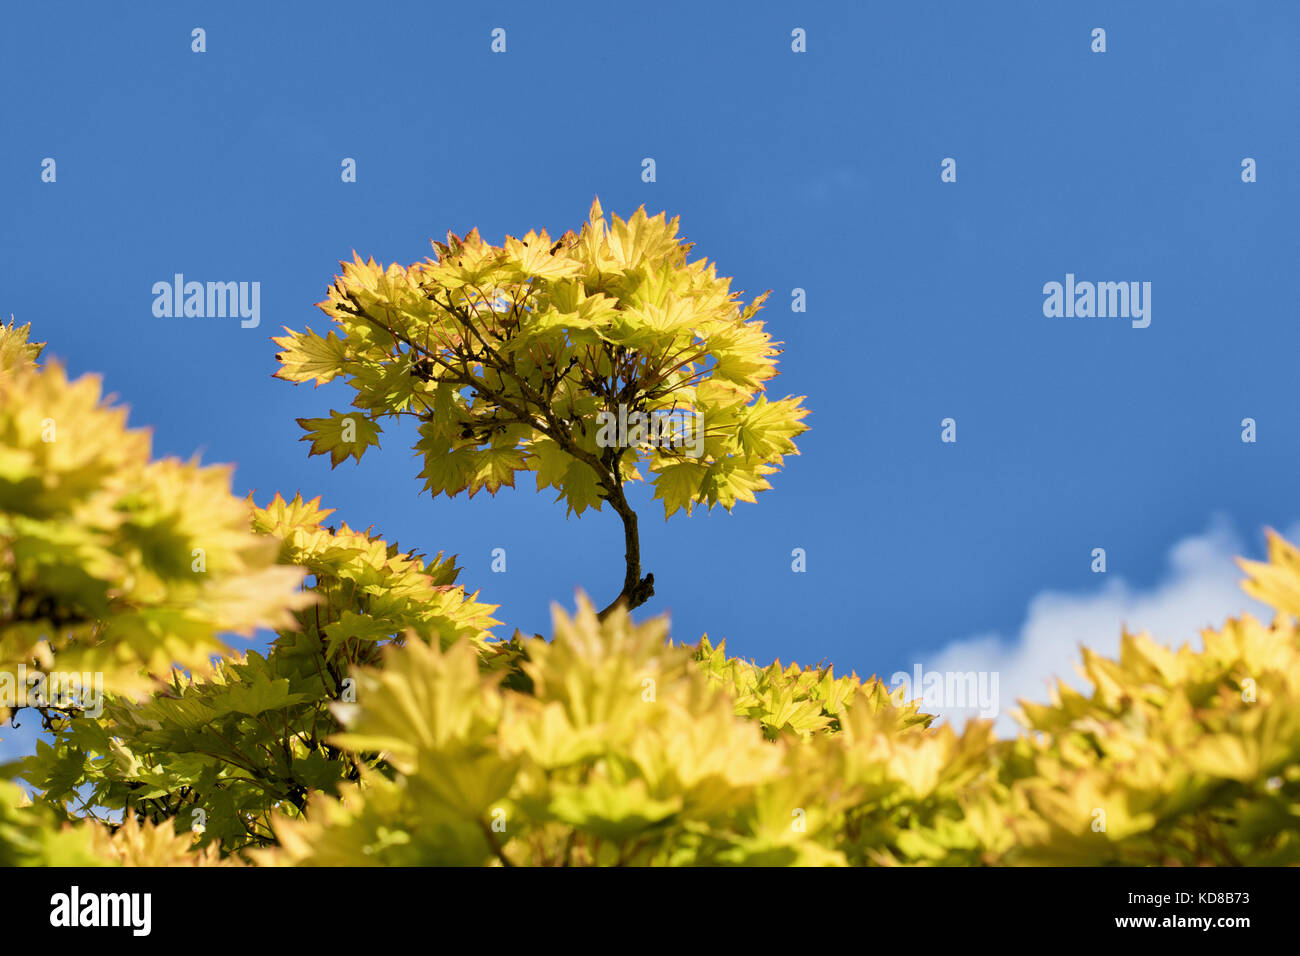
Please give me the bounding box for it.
[297,410,382,467]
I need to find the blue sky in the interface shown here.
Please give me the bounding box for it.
[2,2,1298,752]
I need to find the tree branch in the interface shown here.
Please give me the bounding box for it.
[597,474,654,620]
[341,297,655,620]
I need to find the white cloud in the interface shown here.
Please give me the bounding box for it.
[911,516,1293,736]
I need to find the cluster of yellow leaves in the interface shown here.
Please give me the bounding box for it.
[13,526,1300,865]
[993,530,1300,865]
[0,780,229,866]
[253,531,1300,867]
[250,493,501,655]
[264,599,853,866]
[16,493,509,856]
[273,200,809,518]
[693,636,931,740]
[0,322,310,704]
[252,597,1004,866]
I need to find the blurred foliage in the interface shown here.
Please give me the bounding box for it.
[255,551,1300,867]
[0,320,309,708]
[15,490,506,856]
